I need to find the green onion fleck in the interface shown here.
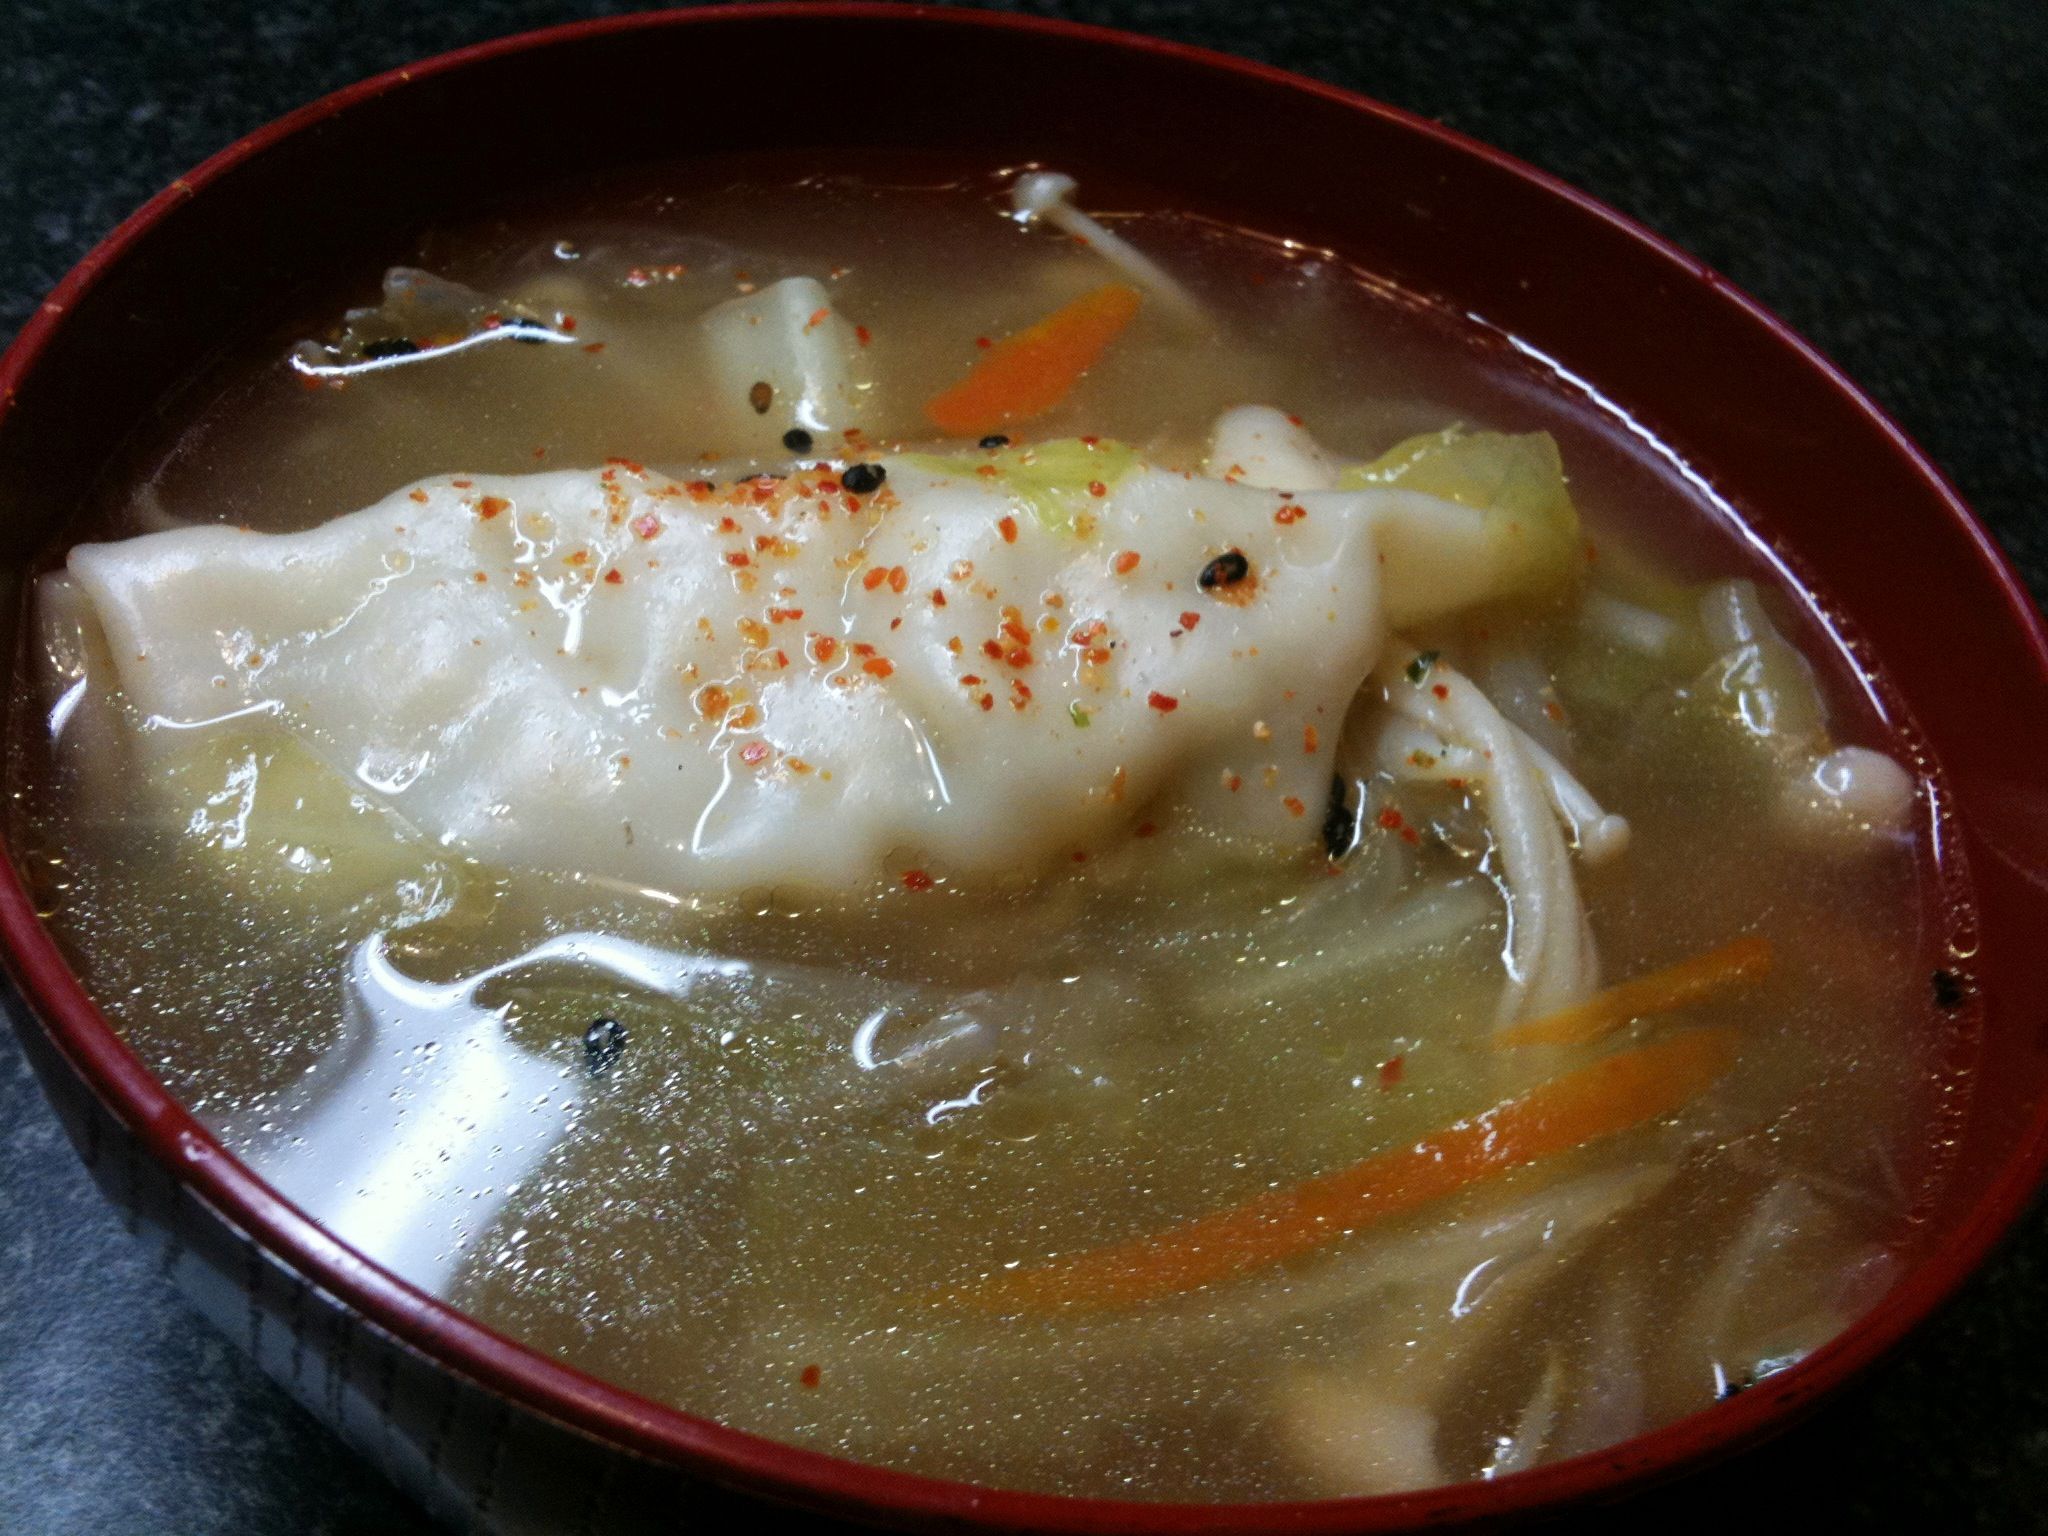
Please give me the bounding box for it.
[1405,650,1441,685]
[1069,702,1091,727]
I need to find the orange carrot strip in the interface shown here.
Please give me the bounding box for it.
[961,1028,1737,1315]
[1491,935,1773,1051]
[924,284,1142,436]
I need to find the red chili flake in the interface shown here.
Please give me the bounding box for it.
[629,513,661,540]
[726,552,752,567]
[901,870,933,892]
[888,565,908,594]
[561,315,579,334]
[1080,435,1100,447]
[979,693,995,711]
[982,639,1005,661]
[1378,807,1406,831]
[975,335,993,350]
[1283,795,1307,817]
[1179,611,1201,630]
[810,635,840,663]
[862,566,889,591]
[739,740,770,766]
[1432,683,1450,700]
[717,516,741,533]
[1005,646,1033,668]
[1286,413,1304,427]
[1304,724,1319,754]
[1378,1054,1406,1090]
[998,515,1019,544]
[850,643,877,657]
[1135,821,1158,838]
[1225,773,1242,792]
[960,674,983,686]
[1544,700,1566,723]
[855,324,871,347]
[1274,505,1306,525]
[1112,550,1141,575]
[471,571,488,584]
[408,488,429,504]
[1010,679,1032,707]
[768,607,804,623]
[603,569,624,585]
[452,479,474,489]
[805,306,831,330]
[1147,691,1179,713]
[583,342,606,354]
[863,657,895,679]
[1088,481,1108,499]
[696,684,732,720]
[1000,619,1031,645]
[931,588,948,607]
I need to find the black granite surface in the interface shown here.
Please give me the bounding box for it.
[1,1,2043,1531]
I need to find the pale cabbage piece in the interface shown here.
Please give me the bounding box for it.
[1341,425,1582,599]
[63,441,1556,894]
[1206,409,1582,626]
[699,276,869,446]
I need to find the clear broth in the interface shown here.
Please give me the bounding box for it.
[7,164,1971,1500]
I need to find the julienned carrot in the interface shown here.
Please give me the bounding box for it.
[924,284,1142,436]
[1490,935,1773,1051]
[961,1028,1738,1315]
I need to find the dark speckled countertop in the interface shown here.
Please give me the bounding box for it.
[1,2,2044,1531]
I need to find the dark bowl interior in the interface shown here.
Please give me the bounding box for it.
[3,6,2047,1532]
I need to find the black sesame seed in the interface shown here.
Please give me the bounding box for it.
[782,427,815,453]
[1932,969,1965,1010]
[1198,549,1251,590]
[842,462,886,495]
[1404,650,1441,686]
[360,338,421,360]
[504,317,553,345]
[978,434,1011,450]
[1716,1370,1757,1401]
[584,1016,629,1072]
[1321,774,1359,862]
[748,380,774,414]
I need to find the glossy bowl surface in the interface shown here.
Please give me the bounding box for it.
[3,6,2046,1532]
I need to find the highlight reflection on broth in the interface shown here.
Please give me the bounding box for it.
[10,165,1971,1500]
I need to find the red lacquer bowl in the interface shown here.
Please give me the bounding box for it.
[3,7,2045,1532]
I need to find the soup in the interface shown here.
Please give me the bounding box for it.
[8,164,1970,1501]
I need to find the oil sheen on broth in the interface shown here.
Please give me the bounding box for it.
[10,165,1968,1501]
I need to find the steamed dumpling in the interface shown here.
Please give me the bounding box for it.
[60,430,1568,893]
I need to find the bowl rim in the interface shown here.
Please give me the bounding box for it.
[4,4,2047,1531]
